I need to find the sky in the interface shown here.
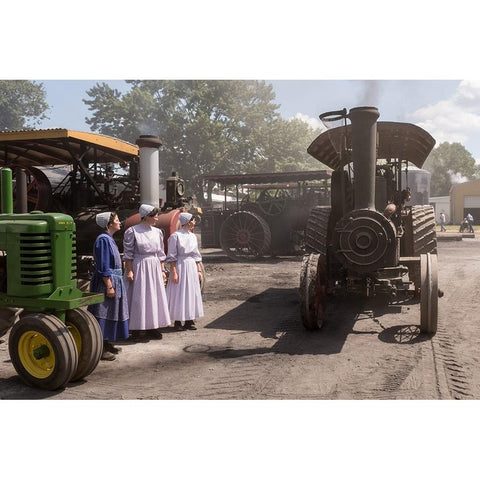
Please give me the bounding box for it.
[36,78,480,159]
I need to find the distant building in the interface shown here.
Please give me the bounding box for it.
[429,196,451,223]
[449,179,480,224]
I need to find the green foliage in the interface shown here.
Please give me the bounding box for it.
[83,80,322,205]
[0,80,49,130]
[423,142,480,196]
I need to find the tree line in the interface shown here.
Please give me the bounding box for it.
[1,80,479,202]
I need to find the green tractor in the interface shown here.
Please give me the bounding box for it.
[0,168,104,390]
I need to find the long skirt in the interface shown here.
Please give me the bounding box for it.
[166,257,204,321]
[97,318,130,342]
[126,255,171,330]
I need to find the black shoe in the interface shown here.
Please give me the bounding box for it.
[184,321,197,330]
[129,330,140,340]
[174,321,185,331]
[104,341,122,354]
[101,349,116,361]
[148,329,163,339]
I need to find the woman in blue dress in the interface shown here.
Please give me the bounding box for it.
[88,211,129,361]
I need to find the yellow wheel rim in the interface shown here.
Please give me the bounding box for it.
[18,330,55,379]
[66,322,82,355]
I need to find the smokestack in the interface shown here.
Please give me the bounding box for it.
[349,106,379,210]
[1,168,13,214]
[135,135,163,208]
[15,168,28,213]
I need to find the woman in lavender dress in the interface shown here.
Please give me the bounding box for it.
[166,212,204,331]
[88,211,129,361]
[123,204,171,340]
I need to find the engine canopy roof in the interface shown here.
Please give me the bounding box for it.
[307,121,435,170]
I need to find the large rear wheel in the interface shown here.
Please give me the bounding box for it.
[304,206,331,254]
[420,253,438,334]
[8,313,78,390]
[219,211,271,261]
[66,308,103,382]
[300,253,327,330]
[404,205,437,293]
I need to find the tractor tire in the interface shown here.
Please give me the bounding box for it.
[66,308,103,382]
[300,253,327,330]
[304,206,331,254]
[9,313,78,390]
[412,205,437,255]
[219,211,271,261]
[406,205,438,293]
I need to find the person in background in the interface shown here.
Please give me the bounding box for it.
[466,212,474,233]
[123,204,171,340]
[166,212,204,331]
[88,211,129,361]
[439,211,447,232]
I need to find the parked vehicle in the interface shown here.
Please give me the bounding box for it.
[300,106,440,334]
[200,171,331,261]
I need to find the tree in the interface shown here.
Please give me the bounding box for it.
[423,142,480,196]
[0,81,49,130]
[83,80,322,205]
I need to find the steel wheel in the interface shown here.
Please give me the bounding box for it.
[420,253,438,334]
[219,211,271,261]
[8,313,78,390]
[66,308,103,382]
[403,205,438,295]
[12,166,52,212]
[257,188,289,216]
[304,206,331,254]
[300,253,327,330]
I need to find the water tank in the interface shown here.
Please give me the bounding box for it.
[402,166,431,206]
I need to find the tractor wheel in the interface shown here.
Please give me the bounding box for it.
[412,205,437,255]
[256,188,289,216]
[300,253,327,330]
[304,206,331,254]
[404,205,437,294]
[66,308,103,382]
[219,211,271,261]
[12,166,53,212]
[420,253,438,335]
[8,313,78,390]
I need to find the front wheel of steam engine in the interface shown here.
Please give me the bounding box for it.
[66,308,103,382]
[9,313,78,390]
[300,253,327,330]
[420,253,438,335]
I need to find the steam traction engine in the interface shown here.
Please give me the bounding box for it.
[300,106,440,334]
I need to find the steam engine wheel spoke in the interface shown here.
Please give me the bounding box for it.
[219,211,271,261]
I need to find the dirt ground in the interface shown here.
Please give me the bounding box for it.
[1,232,480,400]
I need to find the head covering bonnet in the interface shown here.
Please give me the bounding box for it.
[179,212,193,226]
[95,212,112,229]
[139,204,155,219]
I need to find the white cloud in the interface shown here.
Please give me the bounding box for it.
[291,113,325,131]
[408,81,480,159]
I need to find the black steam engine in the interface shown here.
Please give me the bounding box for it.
[300,106,440,334]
